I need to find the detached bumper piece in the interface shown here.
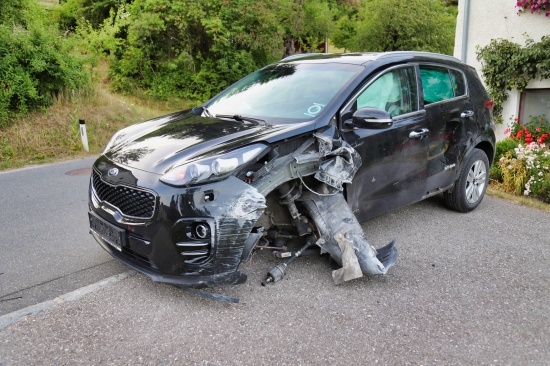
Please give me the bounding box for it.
[299,192,397,285]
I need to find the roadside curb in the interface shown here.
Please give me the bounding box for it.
[0,271,133,331]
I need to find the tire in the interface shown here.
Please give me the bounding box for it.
[444,148,489,213]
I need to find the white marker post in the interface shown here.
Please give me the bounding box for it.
[79,119,89,152]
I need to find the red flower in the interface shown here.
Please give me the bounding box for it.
[504,128,511,134]
[517,130,524,138]
[514,117,519,121]
[536,127,541,132]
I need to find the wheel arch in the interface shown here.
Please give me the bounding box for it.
[474,140,495,166]
[458,133,495,170]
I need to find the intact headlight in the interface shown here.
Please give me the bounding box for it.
[160,143,267,187]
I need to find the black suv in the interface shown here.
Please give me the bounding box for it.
[88,52,495,288]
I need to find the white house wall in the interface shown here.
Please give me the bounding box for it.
[454,0,550,140]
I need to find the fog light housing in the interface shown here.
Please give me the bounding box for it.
[173,219,215,265]
[194,223,211,239]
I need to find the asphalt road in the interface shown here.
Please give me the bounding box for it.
[0,175,549,364]
[0,158,126,316]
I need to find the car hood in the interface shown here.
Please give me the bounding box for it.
[104,110,314,174]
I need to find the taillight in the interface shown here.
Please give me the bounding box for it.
[483,100,494,110]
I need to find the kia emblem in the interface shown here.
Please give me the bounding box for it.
[108,168,119,177]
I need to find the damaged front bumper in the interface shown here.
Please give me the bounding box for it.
[89,165,267,288]
[88,127,397,288]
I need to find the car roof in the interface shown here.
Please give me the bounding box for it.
[280,51,462,66]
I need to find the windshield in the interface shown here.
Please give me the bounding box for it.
[206,63,362,124]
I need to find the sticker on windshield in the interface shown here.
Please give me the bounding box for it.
[304,103,325,117]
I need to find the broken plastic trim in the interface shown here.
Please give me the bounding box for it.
[249,125,397,285]
[299,191,397,284]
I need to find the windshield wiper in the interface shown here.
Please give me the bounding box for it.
[215,114,265,126]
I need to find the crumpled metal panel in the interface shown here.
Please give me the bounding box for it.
[299,191,397,283]
[313,128,362,191]
[251,126,396,285]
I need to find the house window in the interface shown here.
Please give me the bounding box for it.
[519,89,550,122]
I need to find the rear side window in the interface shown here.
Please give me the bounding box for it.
[420,65,454,105]
[449,69,466,97]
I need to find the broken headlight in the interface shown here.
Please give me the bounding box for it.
[160,143,268,187]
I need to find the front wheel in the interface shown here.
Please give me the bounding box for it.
[444,148,489,213]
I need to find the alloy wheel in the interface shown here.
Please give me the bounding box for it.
[465,160,487,204]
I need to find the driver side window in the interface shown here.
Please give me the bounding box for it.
[356,67,418,117]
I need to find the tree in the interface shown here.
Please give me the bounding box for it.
[83,0,343,101]
[99,0,285,100]
[276,0,337,56]
[348,0,456,55]
[57,0,123,30]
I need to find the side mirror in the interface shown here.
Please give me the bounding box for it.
[352,107,393,129]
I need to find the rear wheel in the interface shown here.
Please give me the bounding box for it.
[444,148,489,213]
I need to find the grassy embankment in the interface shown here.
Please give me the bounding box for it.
[0,62,191,171]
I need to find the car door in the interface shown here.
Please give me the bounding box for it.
[339,65,430,222]
[419,64,475,194]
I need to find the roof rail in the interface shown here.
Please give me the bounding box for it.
[281,52,329,61]
[376,51,461,63]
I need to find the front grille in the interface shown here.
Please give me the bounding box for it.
[92,169,156,219]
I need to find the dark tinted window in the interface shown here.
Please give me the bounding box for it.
[356,66,418,117]
[449,69,466,97]
[420,65,453,104]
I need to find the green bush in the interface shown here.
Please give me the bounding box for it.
[57,0,122,31]
[490,138,520,181]
[477,36,550,123]
[496,142,550,202]
[524,148,550,203]
[0,1,91,126]
[97,0,285,102]
[346,0,456,54]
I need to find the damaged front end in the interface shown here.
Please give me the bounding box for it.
[249,126,397,286]
[89,125,396,289]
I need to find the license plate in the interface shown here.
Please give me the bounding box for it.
[89,212,125,251]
